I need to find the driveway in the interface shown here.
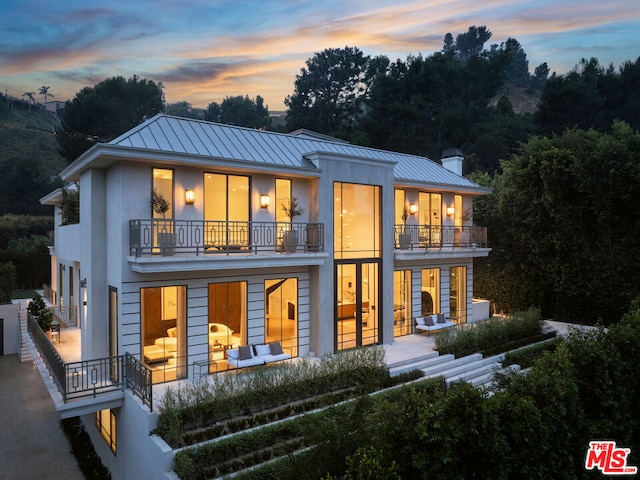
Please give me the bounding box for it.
[0,355,84,480]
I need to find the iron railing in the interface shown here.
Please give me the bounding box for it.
[50,305,78,327]
[395,225,487,250]
[27,313,153,409]
[130,219,324,257]
[42,284,56,305]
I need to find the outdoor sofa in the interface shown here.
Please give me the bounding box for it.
[415,314,456,334]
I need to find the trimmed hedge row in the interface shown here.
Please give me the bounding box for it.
[434,308,543,358]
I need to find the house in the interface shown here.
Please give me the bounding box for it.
[37,114,490,478]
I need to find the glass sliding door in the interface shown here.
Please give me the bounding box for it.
[141,285,187,383]
[393,270,411,337]
[449,266,467,323]
[204,173,250,249]
[265,278,298,356]
[152,168,174,253]
[208,282,245,369]
[421,268,440,316]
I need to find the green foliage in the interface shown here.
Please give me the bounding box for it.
[535,57,640,135]
[502,336,563,369]
[0,261,16,302]
[60,417,111,479]
[204,95,271,129]
[61,186,79,225]
[155,347,387,447]
[285,46,388,135]
[434,308,542,357]
[56,75,164,161]
[26,292,52,331]
[0,215,51,289]
[482,122,640,323]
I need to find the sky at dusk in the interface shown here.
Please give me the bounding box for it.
[1,0,639,112]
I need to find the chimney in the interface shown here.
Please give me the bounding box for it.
[441,148,463,176]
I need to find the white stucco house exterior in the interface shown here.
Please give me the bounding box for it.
[36,114,491,478]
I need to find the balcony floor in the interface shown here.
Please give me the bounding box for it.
[51,325,81,363]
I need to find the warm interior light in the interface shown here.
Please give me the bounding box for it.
[260,194,271,208]
[185,189,196,205]
[409,204,418,215]
[447,206,455,216]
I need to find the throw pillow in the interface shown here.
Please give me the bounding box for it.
[255,344,271,357]
[437,313,446,324]
[270,341,284,355]
[424,316,435,326]
[416,317,426,326]
[238,345,252,360]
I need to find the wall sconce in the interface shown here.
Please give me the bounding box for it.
[447,206,455,216]
[80,278,87,288]
[185,189,196,205]
[260,194,271,208]
[409,204,418,215]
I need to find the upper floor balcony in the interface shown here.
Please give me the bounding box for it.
[128,219,326,273]
[394,224,489,258]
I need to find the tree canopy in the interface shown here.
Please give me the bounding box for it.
[475,122,640,323]
[56,75,164,162]
[204,95,271,129]
[285,46,388,135]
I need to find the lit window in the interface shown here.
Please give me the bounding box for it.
[95,409,117,454]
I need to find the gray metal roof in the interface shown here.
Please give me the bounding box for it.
[110,114,487,192]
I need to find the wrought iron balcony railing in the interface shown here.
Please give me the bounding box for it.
[394,225,488,250]
[129,219,324,257]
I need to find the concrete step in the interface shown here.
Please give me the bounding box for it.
[435,354,504,382]
[387,351,440,375]
[388,352,453,377]
[446,361,503,387]
[479,364,522,389]
[421,353,483,378]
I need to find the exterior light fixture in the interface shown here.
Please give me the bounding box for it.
[185,189,196,205]
[409,204,418,215]
[260,194,271,208]
[447,206,455,216]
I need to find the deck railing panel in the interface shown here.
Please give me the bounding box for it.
[395,224,488,250]
[129,219,324,256]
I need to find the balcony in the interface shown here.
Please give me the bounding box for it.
[394,225,488,254]
[130,219,324,256]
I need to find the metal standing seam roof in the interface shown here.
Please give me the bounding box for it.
[110,114,486,191]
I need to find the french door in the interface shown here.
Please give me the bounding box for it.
[335,260,380,351]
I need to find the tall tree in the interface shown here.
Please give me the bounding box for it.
[56,75,164,162]
[477,122,640,323]
[204,95,271,129]
[38,86,53,113]
[22,91,35,112]
[285,46,387,135]
[454,25,492,60]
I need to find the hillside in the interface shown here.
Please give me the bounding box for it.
[489,85,541,114]
[0,101,66,215]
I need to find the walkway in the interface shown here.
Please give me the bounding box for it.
[0,354,83,480]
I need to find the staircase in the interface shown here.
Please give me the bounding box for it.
[18,301,33,363]
[388,351,520,388]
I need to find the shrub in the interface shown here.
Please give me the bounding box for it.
[434,308,542,357]
[0,261,16,302]
[26,292,53,331]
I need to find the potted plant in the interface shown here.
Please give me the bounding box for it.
[281,196,305,253]
[152,188,176,256]
[399,206,411,249]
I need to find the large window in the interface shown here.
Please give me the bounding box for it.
[450,266,467,323]
[334,182,381,259]
[275,179,291,224]
[208,282,246,369]
[152,168,173,218]
[393,270,412,337]
[418,192,442,226]
[96,409,117,454]
[204,173,250,247]
[141,285,187,383]
[421,268,440,316]
[265,278,298,356]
